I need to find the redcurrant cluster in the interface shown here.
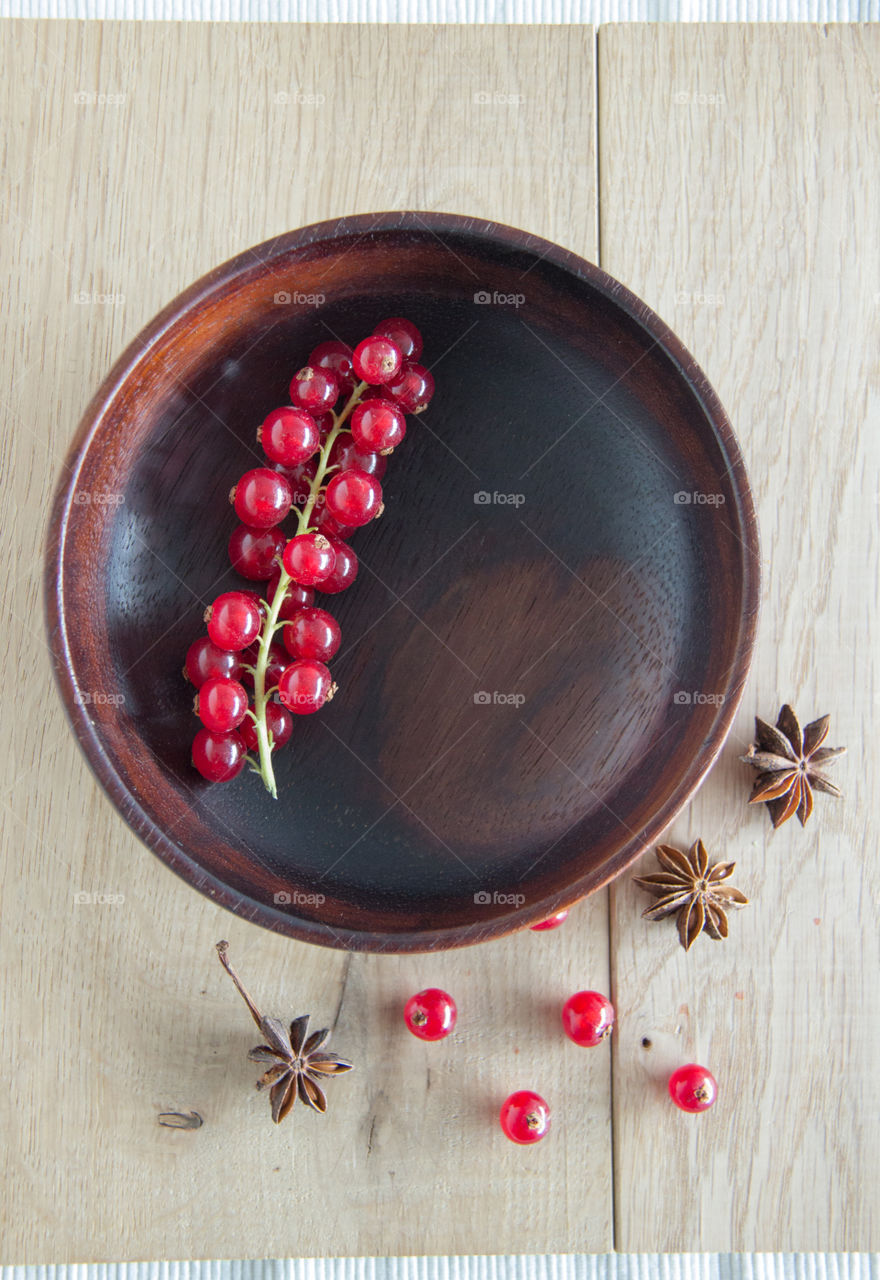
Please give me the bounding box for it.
[184,319,433,795]
[402,909,717,1144]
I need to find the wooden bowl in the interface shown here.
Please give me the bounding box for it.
[46,212,760,952]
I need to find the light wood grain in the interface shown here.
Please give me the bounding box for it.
[0,21,609,1263]
[599,24,880,1252]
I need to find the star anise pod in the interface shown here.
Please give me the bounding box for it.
[216,941,352,1123]
[740,704,845,827]
[633,840,749,951]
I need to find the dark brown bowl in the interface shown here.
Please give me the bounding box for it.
[46,212,759,952]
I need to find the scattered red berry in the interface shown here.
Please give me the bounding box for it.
[259,406,320,467]
[324,469,383,527]
[386,361,434,414]
[278,659,335,716]
[403,988,457,1041]
[192,727,246,782]
[184,636,242,688]
[530,910,570,932]
[206,591,263,651]
[228,524,285,581]
[668,1063,717,1113]
[373,317,423,361]
[239,700,292,752]
[562,991,615,1047]
[317,539,358,593]
[351,399,406,453]
[195,676,249,733]
[282,533,337,586]
[352,335,402,385]
[289,365,339,413]
[500,1090,551,1145]
[232,468,292,529]
[309,340,356,398]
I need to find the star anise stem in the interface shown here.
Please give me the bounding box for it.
[216,939,264,1031]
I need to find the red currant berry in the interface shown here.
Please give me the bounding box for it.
[184,637,242,688]
[324,469,383,527]
[387,361,434,414]
[403,988,457,1041]
[328,435,387,480]
[309,340,356,397]
[500,1090,551,1145]
[239,701,293,752]
[312,410,334,440]
[232,468,292,529]
[206,591,262,651]
[278,658,335,715]
[259,407,320,467]
[282,533,337,586]
[289,365,339,413]
[228,524,285,581]
[192,728,246,782]
[351,399,406,453]
[283,606,342,662]
[312,504,358,541]
[266,572,315,617]
[530,909,570,932]
[561,991,615,1047]
[317,540,358,593]
[195,676,249,733]
[372,317,423,361]
[239,640,288,689]
[352,335,402,385]
[668,1064,717,1113]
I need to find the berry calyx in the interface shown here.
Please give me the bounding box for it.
[282,533,337,585]
[403,988,457,1040]
[239,700,292,752]
[283,606,342,662]
[351,399,406,453]
[228,524,285,581]
[324,469,382,527]
[259,406,320,467]
[278,659,335,715]
[206,591,263,651]
[232,468,293,529]
[195,677,249,733]
[530,910,570,931]
[184,637,242,688]
[561,991,615,1047]
[309,340,356,397]
[668,1063,718,1113]
[500,1090,551,1144]
[192,728,246,782]
[373,317,423,361]
[352,335,402,385]
[386,361,434,414]
[289,365,339,413]
[317,540,358,593]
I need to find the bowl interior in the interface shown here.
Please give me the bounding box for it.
[50,216,758,950]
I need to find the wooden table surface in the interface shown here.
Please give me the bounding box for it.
[1,19,878,1262]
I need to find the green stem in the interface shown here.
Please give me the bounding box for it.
[251,380,368,797]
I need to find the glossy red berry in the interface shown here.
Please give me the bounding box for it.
[259,407,320,467]
[328,434,387,480]
[228,524,285,581]
[184,637,242,688]
[239,701,293,752]
[373,317,423,361]
[403,988,457,1041]
[266,572,315,617]
[562,991,615,1047]
[530,909,570,932]
[283,606,342,662]
[206,591,262,651]
[239,640,288,689]
[232,468,292,529]
[324,469,382,527]
[351,399,406,453]
[352,335,402,385]
[309,340,356,397]
[195,676,249,733]
[192,728,246,782]
[282,533,337,586]
[312,504,358,541]
[278,659,334,715]
[500,1090,550,1145]
[387,361,434,414]
[289,365,339,413]
[317,539,358,593]
[668,1064,717,1113]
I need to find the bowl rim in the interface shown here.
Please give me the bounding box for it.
[45,209,761,952]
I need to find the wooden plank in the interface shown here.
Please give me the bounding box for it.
[599,24,880,1251]
[0,21,607,1262]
